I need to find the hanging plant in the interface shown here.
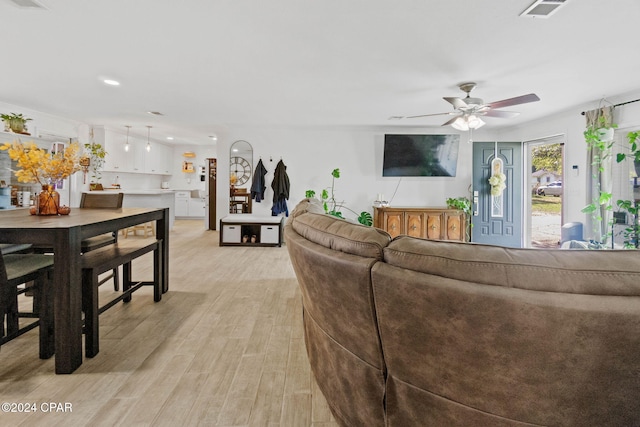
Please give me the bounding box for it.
[581,112,617,247]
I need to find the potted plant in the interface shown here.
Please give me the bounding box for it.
[446,196,472,241]
[84,139,107,189]
[305,168,373,226]
[1,112,32,134]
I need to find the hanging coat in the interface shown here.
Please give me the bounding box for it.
[271,159,290,216]
[250,159,268,202]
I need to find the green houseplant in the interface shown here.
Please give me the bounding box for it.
[446,196,472,241]
[1,112,32,134]
[305,168,373,226]
[84,140,107,186]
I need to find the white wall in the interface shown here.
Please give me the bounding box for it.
[216,125,476,223]
[166,144,217,191]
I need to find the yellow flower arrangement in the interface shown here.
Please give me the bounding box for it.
[0,140,82,185]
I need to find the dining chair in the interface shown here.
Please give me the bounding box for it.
[79,192,124,291]
[0,243,34,255]
[0,251,54,359]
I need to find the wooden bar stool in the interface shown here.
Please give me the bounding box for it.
[122,222,155,238]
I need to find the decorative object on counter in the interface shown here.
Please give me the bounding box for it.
[84,128,107,185]
[37,184,60,215]
[0,140,81,215]
[0,181,12,210]
[79,153,90,183]
[1,112,32,134]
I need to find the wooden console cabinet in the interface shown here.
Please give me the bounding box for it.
[373,206,467,241]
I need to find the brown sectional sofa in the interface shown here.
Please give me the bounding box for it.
[284,199,640,427]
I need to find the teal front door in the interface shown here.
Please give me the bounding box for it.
[472,142,523,247]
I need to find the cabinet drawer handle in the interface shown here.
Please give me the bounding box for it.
[430,224,437,230]
[451,224,457,231]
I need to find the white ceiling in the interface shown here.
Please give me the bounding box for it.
[1,0,639,145]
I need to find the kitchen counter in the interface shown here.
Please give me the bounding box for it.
[92,189,176,195]
[89,190,176,229]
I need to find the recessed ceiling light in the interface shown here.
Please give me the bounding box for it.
[103,79,120,86]
[147,111,164,116]
[209,135,218,141]
[166,137,174,140]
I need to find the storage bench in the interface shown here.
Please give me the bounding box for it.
[219,215,284,247]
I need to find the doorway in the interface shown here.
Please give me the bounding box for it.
[524,136,564,248]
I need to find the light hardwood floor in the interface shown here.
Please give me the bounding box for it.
[0,219,338,426]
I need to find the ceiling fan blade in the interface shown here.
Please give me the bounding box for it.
[486,93,540,109]
[443,97,468,109]
[405,112,453,119]
[483,110,520,119]
[441,116,460,126]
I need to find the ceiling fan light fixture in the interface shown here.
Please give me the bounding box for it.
[451,115,485,131]
[467,115,485,129]
[451,116,469,131]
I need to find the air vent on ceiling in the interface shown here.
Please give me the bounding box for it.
[520,0,567,18]
[7,0,47,9]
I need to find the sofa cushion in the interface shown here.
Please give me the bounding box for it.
[383,236,640,295]
[372,260,640,426]
[290,211,391,260]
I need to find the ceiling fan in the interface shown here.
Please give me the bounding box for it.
[406,82,540,131]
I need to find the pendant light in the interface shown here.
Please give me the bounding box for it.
[124,125,131,152]
[146,125,152,152]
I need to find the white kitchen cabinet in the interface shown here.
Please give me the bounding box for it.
[188,197,205,217]
[175,190,203,217]
[145,142,172,175]
[98,127,132,173]
[97,126,172,175]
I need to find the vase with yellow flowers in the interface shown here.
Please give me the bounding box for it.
[0,140,81,215]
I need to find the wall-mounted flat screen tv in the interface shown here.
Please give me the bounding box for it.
[382,134,460,177]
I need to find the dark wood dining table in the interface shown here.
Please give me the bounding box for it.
[0,207,169,374]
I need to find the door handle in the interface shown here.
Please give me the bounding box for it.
[473,190,479,216]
